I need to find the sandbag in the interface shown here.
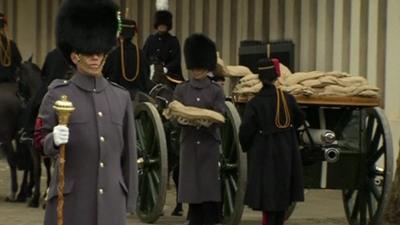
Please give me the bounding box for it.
[163,100,225,127]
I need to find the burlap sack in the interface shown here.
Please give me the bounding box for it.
[163,100,225,127]
[282,71,326,86]
[215,52,230,77]
[337,76,368,87]
[233,82,263,94]
[226,65,252,77]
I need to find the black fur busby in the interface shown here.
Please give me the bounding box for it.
[56,0,119,64]
[153,10,172,30]
[257,58,280,83]
[120,19,137,41]
[0,13,6,28]
[184,34,217,71]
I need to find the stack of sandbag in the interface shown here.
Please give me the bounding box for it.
[279,71,379,97]
[231,63,292,96]
[232,74,262,94]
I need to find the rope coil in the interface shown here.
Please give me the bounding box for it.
[0,31,12,67]
[119,37,140,82]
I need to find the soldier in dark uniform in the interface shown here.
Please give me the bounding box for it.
[103,18,153,99]
[0,12,22,82]
[175,34,226,225]
[142,8,183,89]
[239,58,305,225]
[143,4,184,216]
[35,1,138,224]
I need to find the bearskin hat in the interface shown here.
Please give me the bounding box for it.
[0,13,7,28]
[120,18,137,40]
[56,0,119,64]
[257,58,281,82]
[184,34,217,71]
[154,10,172,30]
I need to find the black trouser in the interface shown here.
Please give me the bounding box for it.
[187,202,219,225]
[262,211,285,225]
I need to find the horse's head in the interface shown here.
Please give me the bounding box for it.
[15,57,42,100]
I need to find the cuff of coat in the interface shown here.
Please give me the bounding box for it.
[43,133,59,157]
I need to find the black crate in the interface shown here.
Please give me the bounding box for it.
[239,40,295,73]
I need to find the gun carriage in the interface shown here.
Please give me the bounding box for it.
[233,94,393,225]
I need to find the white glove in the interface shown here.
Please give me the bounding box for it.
[53,125,69,147]
[163,67,168,74]
[150,64,155,80]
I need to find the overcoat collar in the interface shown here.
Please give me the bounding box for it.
[71,72,107,92]
[257,83,276,97]
[188,77,211,89]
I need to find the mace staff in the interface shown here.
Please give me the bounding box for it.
[53,95,75,225]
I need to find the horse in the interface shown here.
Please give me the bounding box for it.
[0,57,43,203]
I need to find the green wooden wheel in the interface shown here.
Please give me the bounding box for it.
[342,107,393,225]
[135,102,168,223]
[220,101,247,225]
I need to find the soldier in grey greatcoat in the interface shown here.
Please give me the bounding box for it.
[35,1,138,225]
[239,58,304,225]
[174,34,226,225]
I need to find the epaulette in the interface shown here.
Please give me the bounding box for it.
[48,79,70,89]
[108,81,127,90]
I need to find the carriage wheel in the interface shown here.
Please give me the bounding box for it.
[342,107,393,225]
[135,102,168,223]
[219,101,247,225]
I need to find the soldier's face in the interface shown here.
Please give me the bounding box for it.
[189,69,208,80]
[157,25,168,33]
[71,53,106,76]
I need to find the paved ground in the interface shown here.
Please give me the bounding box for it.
[0,159,349,225]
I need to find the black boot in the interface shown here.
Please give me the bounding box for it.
[171,203,183,216]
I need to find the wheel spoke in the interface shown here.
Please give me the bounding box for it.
[139,173,149,211]
[229,174,238,192]
[368,179,381,200]
[365,117,375,141]
[350,192,360,223]
[228,139,236,162]
[366,192,375,220]
[136,120,146,150]
[369,124,382,154]
[151,169,160,185]
[224,178,234,214]
[147,173,157,206]
[344,189,355,200]
[368,146,384,165]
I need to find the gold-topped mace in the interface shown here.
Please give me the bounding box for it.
[53,95,75,225]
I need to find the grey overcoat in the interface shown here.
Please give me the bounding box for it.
[37,72,138,225]
[174,78,226,203]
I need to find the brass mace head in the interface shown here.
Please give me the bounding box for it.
[53,95,75,125]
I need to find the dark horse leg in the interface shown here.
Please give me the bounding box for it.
[42,157,52,209]
[28,148,42,208]
[3,141,18,202]
[16,141,34,202]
